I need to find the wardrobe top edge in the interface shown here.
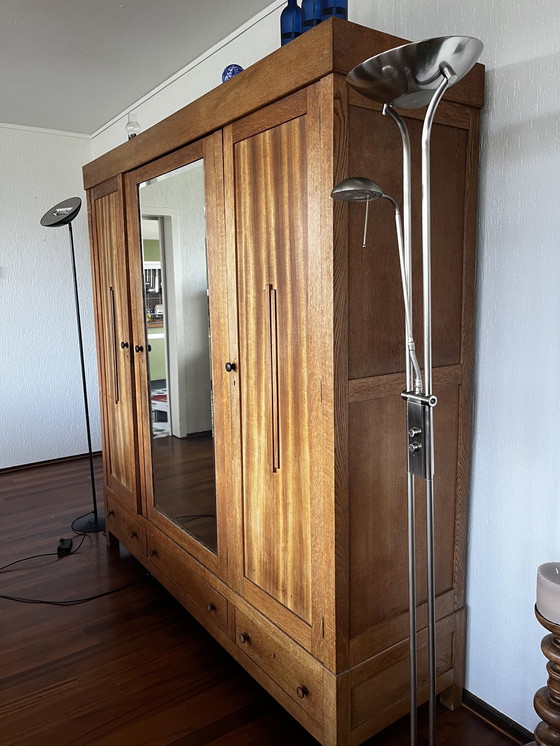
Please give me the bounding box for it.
[83,18,485,191]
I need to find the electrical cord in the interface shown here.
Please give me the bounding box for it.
[0,576,147,606]
[0,532,89,573]
[71,512,93,534]
[0,530,147,605]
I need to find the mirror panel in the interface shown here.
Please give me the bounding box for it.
[138,159,217,552]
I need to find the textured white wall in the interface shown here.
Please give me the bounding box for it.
[0,124,98,469]
[89,0,559,732]
[91,1,287,157]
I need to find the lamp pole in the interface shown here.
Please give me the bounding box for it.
[40,197,104,533]
[344,34,483,746]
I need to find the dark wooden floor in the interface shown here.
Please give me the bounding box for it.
[0,457,522,746]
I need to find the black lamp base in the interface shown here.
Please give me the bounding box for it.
[71,511,105,534]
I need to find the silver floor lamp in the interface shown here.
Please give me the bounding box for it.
[332,36,483,746]
[40,197,105,534]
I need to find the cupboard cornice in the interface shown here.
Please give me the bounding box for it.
[82,18,484,191]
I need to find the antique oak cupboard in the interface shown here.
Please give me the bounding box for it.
[84,19,484,746]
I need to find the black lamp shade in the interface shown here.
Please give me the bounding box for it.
[40,197,82,228]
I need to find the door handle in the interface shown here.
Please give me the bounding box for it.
[265,284,280,473]
[110,287,119,404]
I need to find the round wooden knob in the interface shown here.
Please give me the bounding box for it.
[296,685,308,699]
[149,548,158,557]
[239,633,250,644]
[207,603,216,613]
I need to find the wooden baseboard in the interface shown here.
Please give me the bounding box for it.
[463,690,533,744]
[0,451,102,474]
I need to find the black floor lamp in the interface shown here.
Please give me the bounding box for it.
[40,197,104,533]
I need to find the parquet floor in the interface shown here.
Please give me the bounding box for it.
[0,456,523,745]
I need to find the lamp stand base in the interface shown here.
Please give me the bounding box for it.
[71,511,105,534]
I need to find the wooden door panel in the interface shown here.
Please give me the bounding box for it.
[348,382,460,642]
[235,116,313,624]
[123,135,232,578]
[347,105,467,380]
[90,179,138,509]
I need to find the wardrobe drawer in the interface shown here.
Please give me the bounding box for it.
[147,532,227,636]
[234,608,324,722]
[106,499,146,559]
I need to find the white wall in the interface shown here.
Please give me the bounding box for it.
[0,124,98,469]
[89,0,559,733]
[90,1,287,157]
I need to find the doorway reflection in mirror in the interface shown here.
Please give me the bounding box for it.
[139,159,217,552]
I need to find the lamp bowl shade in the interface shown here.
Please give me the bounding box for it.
[40,197,82,227]
[347,36,483,110]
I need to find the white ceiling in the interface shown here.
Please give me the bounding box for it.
[1,0,269,135]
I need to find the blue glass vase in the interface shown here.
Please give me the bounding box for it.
[280,0,302,46]
[302,0,322,30]
[321,0,348,20]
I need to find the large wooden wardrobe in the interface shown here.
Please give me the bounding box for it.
[84,18,484,746]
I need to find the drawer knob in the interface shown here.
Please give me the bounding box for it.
[296,685,309,699]
[207,602,216,613]
[149,548,158,557]
[108,510,115,517]
[131,531,137,539]
[239,633,250,644]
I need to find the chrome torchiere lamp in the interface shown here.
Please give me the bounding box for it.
[332,36,483,746]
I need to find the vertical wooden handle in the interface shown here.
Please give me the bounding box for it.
[110,286,119,404]
[265,284,280,473]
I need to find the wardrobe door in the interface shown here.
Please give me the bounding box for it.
[88,176,139,510]
[225,88,327,653]
[125,134,234,578]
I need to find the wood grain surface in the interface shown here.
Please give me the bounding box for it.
[89,178,138,510]
[234,112,313,624]
[346,105,466,379]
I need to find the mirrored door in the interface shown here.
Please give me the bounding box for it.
[138,157,217,552]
